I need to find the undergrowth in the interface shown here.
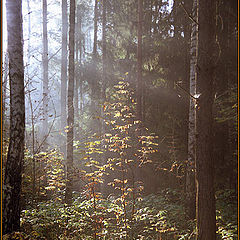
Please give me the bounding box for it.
[14,189,237,240]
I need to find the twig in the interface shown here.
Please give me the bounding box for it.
[179,2,199,26]
[48,47,62,61]
[175,82,198,100]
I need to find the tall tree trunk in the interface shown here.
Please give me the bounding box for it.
[186,0,198,219]
[3,0,25,234]
[42,0,49,147]
[3,53,8,121]
[74,5,81,138]
[181,0,191,212]
[80,30,84,113]
[74,79,79,137]
[61,0,68,156]
[77,5,83,118]
[25,0,31,127]
[65,0,75,204]
[26,0,36,200]
[137,0,143,120]
[28,93,36,199]
[90,0,99,133]
[93,0,98,59]
[102,0,107,101]
[101,0,107,194]
[196,0,216,239]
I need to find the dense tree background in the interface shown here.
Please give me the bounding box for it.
[2,0,238,239]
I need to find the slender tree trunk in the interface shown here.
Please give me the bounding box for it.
[78,6,83,65]
[137,0,143,120]
[90,0,99,133]
[186,0,198,219]
[74,75,79,137]
[25,0,31,127]
[181,0,191,207]
[182,0,191,93]
[80,72,83,114]
[80,32,84,113]
[26,0,36,200]
[42,0,49,147]
[3,0,25,234]
[61,0,68,156]
[27,92,36,200]
[101,0,107,129]
[83,34,86,60]
[27,0,31,65]
[27,0,31,82]
[74,5,81,137]
[100,0,107,195]
[93,0,98,58]
[102,0,107,101]
[195,0,216,239]
[65,0,75,204]
[3,53,8,120]
[78,9,83,116]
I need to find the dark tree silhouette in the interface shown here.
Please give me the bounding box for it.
[196,0,216,238]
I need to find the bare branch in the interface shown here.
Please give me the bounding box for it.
[179,2,199,26]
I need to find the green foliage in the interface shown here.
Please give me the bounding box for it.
[19,185,237,240]
[2,0,237,238]
[21,192,191,239]
[22,149,65,206]
[216,190,238,240]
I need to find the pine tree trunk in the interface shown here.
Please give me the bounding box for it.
[74,6,81,137]
[61,0,68,156]
[3,0,25,234]
[196,0,216,239]
[186,0,198,219]
[42,0,49,145]
[90,0,99,133]
[93,0,98,59]
[102,0,107,101]
[137,0,143,120]
[80,29,84,113]
[65,0,75,204]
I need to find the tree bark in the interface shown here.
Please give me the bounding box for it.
[76,5,83,117]
[196,0,216,239]
[42,0,49,147]
[61,0,68,156]
[3,53,8,120]
[137,0,143,120]
[186,0,198,219]
[93,0,98,59]
[74,5,81,137]
[3,0,25,234]
[65,0,75,204]
[102,0,107,101]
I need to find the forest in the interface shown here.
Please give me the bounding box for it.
[1,0,238,239]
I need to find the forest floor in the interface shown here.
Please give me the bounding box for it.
[3,188,237,240]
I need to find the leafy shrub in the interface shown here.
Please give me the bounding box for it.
[20,191,193,239]
[20,188,237,239]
